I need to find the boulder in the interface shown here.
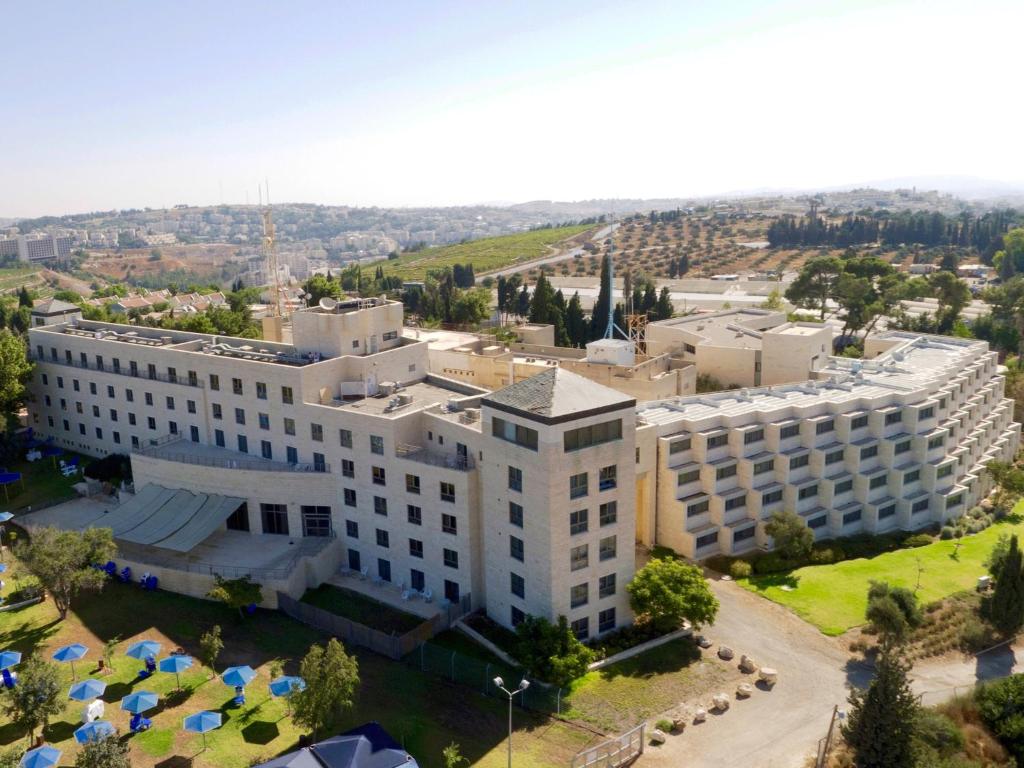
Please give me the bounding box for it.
[693,708,707,724]
[759,667,778,686]
[717,646,734,661]
[739,654,757,673]
[711,693,730,711]
[737,683,754,698]
[650,729,666,745]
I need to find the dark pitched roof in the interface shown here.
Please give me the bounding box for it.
[32,298,79,315]
[254,722,418,768]
[482,367,634,425]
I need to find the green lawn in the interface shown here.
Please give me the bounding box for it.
[0,576,594,768]
[377,225,594,281]
[739,504,1024,636]
[1,454,90,513]
[299,584,423,634]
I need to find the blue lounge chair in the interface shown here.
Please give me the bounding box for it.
[1,669,16,689]
[129,713,152,733]
[118,566,132,583]
[232,685,246,707]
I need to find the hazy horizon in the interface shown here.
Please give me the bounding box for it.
[5,0,1024,219]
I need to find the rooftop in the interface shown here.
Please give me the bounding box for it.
[32,298,80,315]
[483,367,635,424]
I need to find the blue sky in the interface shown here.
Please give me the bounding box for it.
[4,0,1023,217]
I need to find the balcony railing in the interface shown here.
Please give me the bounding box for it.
[395,444,475,471]
[134,437,331,474]
[30,353,203,388]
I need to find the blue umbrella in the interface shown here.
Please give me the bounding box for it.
[20,746,60,768]
[125,640,161,660]
[0,650,21,670]
[158,655,194,689]
[269,675,305,698]
[221,665,256,688]
[0,512,12,523]
[120,691,159,714]
[68,678,106,701]
[183,710,222,750]
[73,721,115,744]
[0,564,7,573]
[53,643,88,680]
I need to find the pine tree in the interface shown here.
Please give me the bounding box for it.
[990,534,1024,633]
[842,648,918,768]
[564,292,587,347]
[529,274,555,324]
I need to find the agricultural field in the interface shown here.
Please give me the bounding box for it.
[378,224,595,281]
[83,243,246,283]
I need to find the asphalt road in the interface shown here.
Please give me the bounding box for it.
[478,223,618,280]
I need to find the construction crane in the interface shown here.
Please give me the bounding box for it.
[259,183,285,341]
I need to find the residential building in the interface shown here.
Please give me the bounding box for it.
[0,234,73,263]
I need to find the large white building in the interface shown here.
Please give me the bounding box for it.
[0,234,73,263]
[24,299,1020,640]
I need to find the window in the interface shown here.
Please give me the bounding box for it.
[780,423,800,439]
[342,459,354,478]
[599,608,616,633]
[511,607,526,626]
[842,508,862,526]
[816,419,835,435]
[798,483,818,500]
[570,472,588,499]
[895,440,911,455]
[346,520,359,539]
[885,410,903,425]
[928,436,945,450]
[128,413,136,426]
[599,501,617,526]
[225,504,249,532]
[744,428,764,444]
[370,435,384,455]
[237,435,248,453]
[407,505,422,525]
[313,452,326,472]
[511,572,525,598]
[904,469,920,484]
[851,414,869,430]
[599,535,617,561]
[725,494,746,511]
[825,450,844,465]
[339,428,352,448]
[344,488,357,507]
[599,573,616,598]
[406,474,420,494]
[212,403,222,420]
[834,478,853,495]
[410,569,425,591]
[762,489,783,505]
[571,617,589,641]
[508,466,523,492]
[378,559,392,582]
[261,503,289,535]
[669,437,692,454]
[707,433,728,449]
[126,389,134,402]
[89,382,97,396]
[187,400,196,414]
[281,386,293,404]
[409,539,423,559]
[860,445,878,460]
[789,453,809,470]
[210,374,220,391]
[258,412,270,430]
[376,529,390,548]
[913,498,930,513]
[493,417,539,451]
[442,514,458,535]
[570,583,589,608]
[113,431,121,444]
[444,580,460,603]
[688,498,710,517]
[383,330,398,341]
[754,459,774,475]
[232,378,243,395]
[311,423,323,442]
[95,427,104,439]
[569,509,588,535]
[287,446,298,464]
[235,407,245,425]
[510,536,524,562]
[281,417,296,436]
[716,463,738,480]
[374,496,388,516]
[301,505,332,537]
[107,385,115,398]
[188,370,198,387]
[509,502,524,527]
[678,468,700,485]
[869,474,887,490]
[147,416,157,430]
[937,464,954,479]
[919,406,935,420]
[570,544,588,571]
[190,426,199,442]
[599,465,617,490]
[808,515,828,530]
[256,381,267,400]
[564,419,623,451]
[443,549,459,569]
[879,504,897,520]
[147,363,156,379]
[440,482,455,503]
[144,392,152,405]
[372,466,386,486]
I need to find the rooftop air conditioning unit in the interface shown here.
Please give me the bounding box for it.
[461,408,481,423]
[397,394,414,406]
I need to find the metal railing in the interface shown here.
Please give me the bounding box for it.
[133,438,331,474]
[30,353,203,388]
[395,444,475,471]
[571,724,645,768]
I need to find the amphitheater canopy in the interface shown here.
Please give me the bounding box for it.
[108,483,244,552]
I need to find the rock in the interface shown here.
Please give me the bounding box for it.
[650,729,666,745]
[672,716,686,731]
[737,683,754,698]
[693,708,707,724]
[717,646,734,661]
[759,667,778,686]
[712,693,730,711]
[739,654,757,673]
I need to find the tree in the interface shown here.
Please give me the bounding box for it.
[928,271,971,334]
[199,625,224,674]
[589,252,613,340]
[528,273,556,325]
[0,329,32,430]
[102,635,121,672]
[842,647,919,768]
[75,736,131,768]
[764,510,814,563]
[977,673,1024,763]
[4,655,63,741]
[450,288,490,326]
[292,638,360,739]
[207,575,262,619]
[17,286,32,308]
[627,557,718,633]
[653,287,674,320]
[989,534,1024,634]
[564,292,587,347]
[16,526,116,620]
[513,615,594,687]
[442,742,468,768]
[303,274,342,306]
[785,257,842,320]
[865,581,922,645]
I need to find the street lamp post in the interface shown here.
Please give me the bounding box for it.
[494,676,529,768]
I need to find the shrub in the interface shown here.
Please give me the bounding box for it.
[958,616,991,652]
[703,555,734,574]
[968,506,986,520]
[905,534,934,548]
[914,709,964,756]
[729,561,752,580]
[83,453,132,484]
[514,616,594,687]
[655,718,675,733]
[976,674,1024,763]
[752,552,791,575]
[940,526,956,540]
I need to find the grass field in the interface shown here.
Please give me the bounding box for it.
[378,225,594,281]
[1,454,90,513]
[0,578,599,768]
[300,585,423,634]
[739,505,1024,636]
[0,265,42,293]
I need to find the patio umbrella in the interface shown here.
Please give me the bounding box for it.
[0,512,13,523]
[125,640,162,660]
[221,665,256,688]
[183,710,222,750]
[0,564,7,573]
[53,643,88,680]
[19,746,61,768]
[0,650,21,670]
[158,655,194,689]
[68,678,106,701]
[120,691,159,714]
[269,675,305,697]
[73,720,115,744]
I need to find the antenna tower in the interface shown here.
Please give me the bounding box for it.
[603,215,628,340]
[260,181,283,319]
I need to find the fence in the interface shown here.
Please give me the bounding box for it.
[571,724,645,768]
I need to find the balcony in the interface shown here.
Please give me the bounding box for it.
[134,436,330,473]
[31,353,203,388]
[395,444,475,471]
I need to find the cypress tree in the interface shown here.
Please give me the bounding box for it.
[842,648,918,768]
[589,253,613,340]
[564,292,586,347]
[529,273,554,324]
[990,534,1024,633]
[18,286,32,308]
